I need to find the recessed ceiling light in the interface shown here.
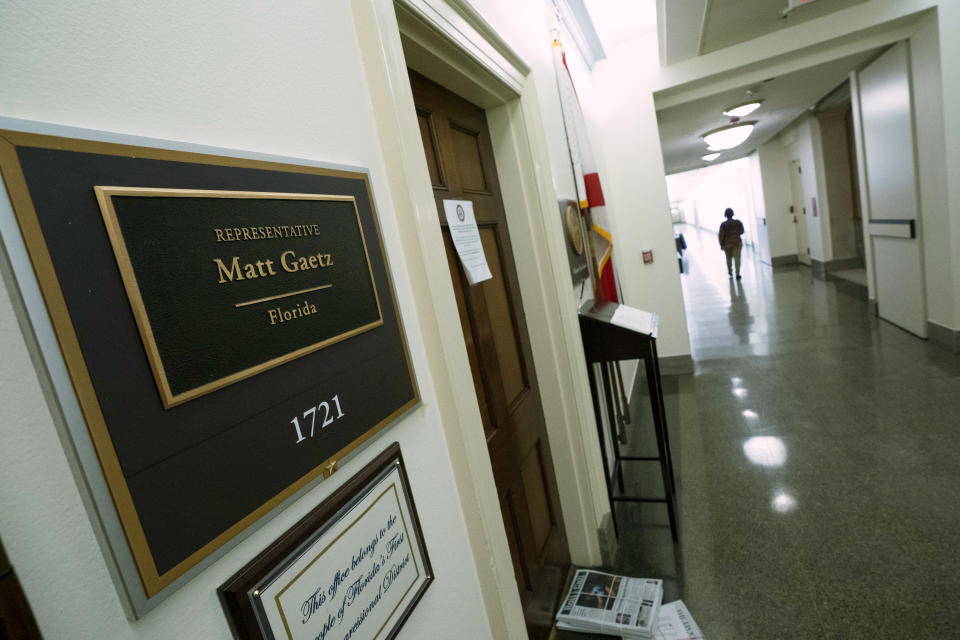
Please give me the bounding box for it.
[702,122,756,151]
[702,153,721,162]
[723,101,763,117]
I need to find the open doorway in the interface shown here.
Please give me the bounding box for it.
[814,82,867,288]
[655,47,888,340]
[408,70,571,638]
[355,1,615,636]
[666,157,765,281]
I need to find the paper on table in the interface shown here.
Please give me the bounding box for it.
[610,304,659,338]
[655,601,704,640]
[443,199,492,285]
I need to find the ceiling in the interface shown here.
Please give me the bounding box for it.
[584,0,657,51]
[701,0,869,54]
[659,0,871,65]
[655,47,883,175]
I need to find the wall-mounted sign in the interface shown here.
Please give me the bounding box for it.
[560,199,589,285]
[95,187,383,408]
[219,443,432,640]
[0,128,419,614]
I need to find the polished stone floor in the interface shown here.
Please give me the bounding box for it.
[561,225,960,639]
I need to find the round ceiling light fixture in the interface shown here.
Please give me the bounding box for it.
[701,153,721,162]
[722,100,763,117]
[701,122,756,151]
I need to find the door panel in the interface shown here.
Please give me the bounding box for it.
[478,226,528,407]
[443,232,494,435]
[501,494,528,591]
[409,70,570,635]
[858,41,927,337]
[448,123,488,192]
[874,236,926,335]
[521,444,553,555]
[417,109,445,188]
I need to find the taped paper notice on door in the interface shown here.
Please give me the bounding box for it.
[443,199,492,285]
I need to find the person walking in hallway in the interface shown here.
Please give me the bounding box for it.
[718,207,744,279]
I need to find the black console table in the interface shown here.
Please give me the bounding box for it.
[578,301,678,541]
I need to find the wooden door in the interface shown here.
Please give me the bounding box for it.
[409,71,570,635]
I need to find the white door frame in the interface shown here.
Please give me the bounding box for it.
[351,0,610,636]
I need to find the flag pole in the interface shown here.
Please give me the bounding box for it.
[552,26,602,300]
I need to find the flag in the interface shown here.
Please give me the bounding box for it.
[553,40,619,303]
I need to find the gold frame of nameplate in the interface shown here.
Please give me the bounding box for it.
[0,129,419,600]
[95,187,384,409]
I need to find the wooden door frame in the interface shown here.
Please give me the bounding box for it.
[353,0,610,636]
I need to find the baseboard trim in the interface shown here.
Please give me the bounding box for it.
[771,254,798,267]
[659,354,694,375]
[827,273,868,300]
[827,256,865,272]
[807,257,865,281]
[927,321,960,353]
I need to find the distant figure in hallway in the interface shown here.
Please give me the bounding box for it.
[718,208,745,279]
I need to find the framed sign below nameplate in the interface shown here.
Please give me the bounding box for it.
[0,124,419,615]
[219,443,432,640]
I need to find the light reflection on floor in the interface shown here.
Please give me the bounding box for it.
[742,436,788,467]
[601,224,960,639]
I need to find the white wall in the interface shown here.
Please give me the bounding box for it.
[467,0,599,308]
[746,152,769,262]
[0,1,492,638]
[581,32,692,359]
[817,109,860,261]
[911,11,953,329]
[780,115,832,263]
[936,3,960,331]
[756,140,799,259]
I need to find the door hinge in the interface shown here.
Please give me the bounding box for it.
[789,205,794,213]
[807,248,811,254]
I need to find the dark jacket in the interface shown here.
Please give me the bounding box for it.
[719,219,745,250]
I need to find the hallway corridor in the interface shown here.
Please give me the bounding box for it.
[671,225,960,638]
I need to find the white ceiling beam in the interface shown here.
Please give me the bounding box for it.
[657,0,710,66]
[653,0,937,108]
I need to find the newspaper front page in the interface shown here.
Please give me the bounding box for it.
[556,570,663,639]
[655,600,705,640]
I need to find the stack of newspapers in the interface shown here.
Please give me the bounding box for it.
[555,570,663,639]
[555,570,705,639]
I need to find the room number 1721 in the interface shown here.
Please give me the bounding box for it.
[291,395,345,443]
